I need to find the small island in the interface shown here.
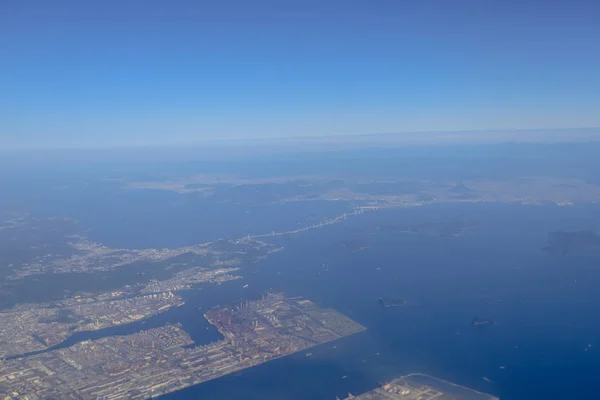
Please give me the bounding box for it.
[381,220,478,238]
[346,373,498,399]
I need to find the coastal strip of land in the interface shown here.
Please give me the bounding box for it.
[0,293,365,399]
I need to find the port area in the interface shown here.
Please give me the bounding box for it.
[0,293,365,399]
[347,373,499,400]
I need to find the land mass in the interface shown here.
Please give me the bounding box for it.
[346,373,498,399]
[380,220,478,237]
[0,216,279,308]
[0,264,242,359]
[0,293,365,399]
[125,175,600,208]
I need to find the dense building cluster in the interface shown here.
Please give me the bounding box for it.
[0,294,365,399]
[0,292,184,358]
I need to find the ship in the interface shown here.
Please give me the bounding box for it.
[378,297,408,308]
[472,317,494,326]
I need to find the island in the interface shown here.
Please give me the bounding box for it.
[379,220,478,238]
[345,373,498,400]
[0,293,366,399]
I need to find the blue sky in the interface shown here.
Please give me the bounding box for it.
[1,0,600,149]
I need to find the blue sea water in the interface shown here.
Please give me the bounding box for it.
[32,185,352,248]
[156,203,600,400]
[25,194,600,399]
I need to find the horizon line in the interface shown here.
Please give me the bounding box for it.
[2,126,600,152]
